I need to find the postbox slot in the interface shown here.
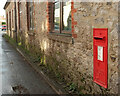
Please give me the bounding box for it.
[94,36,104,40]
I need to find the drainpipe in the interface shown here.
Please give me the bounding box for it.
[14,0,18,44]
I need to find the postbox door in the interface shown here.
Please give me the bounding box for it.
[93,28,108,88]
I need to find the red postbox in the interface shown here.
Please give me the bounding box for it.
[93,28,108,88]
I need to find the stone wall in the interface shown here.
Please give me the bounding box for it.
[71,2,118,94]
[15,2,28,47]
[33,2,119,94]
[5,2,15,38]
[5,1,119,94]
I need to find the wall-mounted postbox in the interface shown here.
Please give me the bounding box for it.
[93,28,108,88]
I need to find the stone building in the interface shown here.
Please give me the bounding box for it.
[4,0,119,94]
[4,2,15,38]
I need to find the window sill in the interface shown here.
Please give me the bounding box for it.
[49,32,72,37]
[27,30,35,36]
[13,30,16,32]
[48,32,73,44]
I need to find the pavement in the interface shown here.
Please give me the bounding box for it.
[0,31,57,95]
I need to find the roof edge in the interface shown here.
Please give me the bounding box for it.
[3,1,10,10]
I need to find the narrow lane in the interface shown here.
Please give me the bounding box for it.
[0,31,3,96]
[0,31,56,94]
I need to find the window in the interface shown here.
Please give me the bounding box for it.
[6,13,8,30]
[12,10,14,28]
[9,11,11,31]
[27,2,34,30]
[18,1,22,29]
[54,0,60,30]
[53,0,71,33]
[62,1,71,31]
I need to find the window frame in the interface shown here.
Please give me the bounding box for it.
[9,11,11,31]
[18,1,21,30]
[6,13,8,30]
[52,0,72,34]
[12,9,14,28]
[27,2,34,31]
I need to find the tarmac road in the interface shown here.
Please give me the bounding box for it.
[0,31,56,95]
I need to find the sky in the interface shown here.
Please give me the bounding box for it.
[0,0,7,17]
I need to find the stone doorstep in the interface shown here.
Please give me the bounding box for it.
[16,48,67,95]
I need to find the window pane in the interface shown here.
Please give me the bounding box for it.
[30,13,32,28]
[32,11,34,29]
[63,0,71,31]
[29,2,34,29]
[54,0,60,30]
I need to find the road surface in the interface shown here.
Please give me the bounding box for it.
[0,31,56,95]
